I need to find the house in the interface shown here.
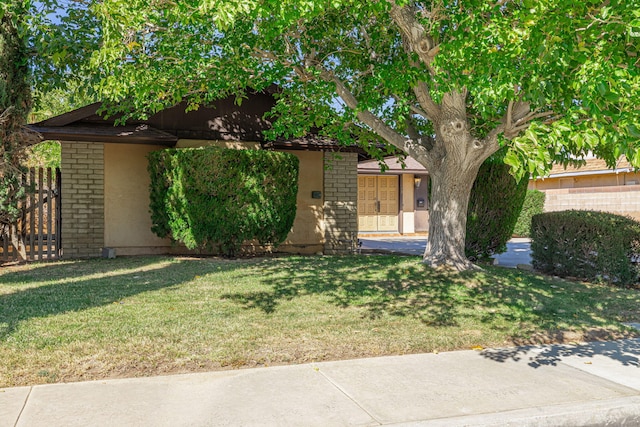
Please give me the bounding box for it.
[357,156,429,235]
[530,157,640,221]
[355,151,640,238]
[28,90,361,258]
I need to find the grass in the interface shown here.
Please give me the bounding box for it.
[1,254,639,387]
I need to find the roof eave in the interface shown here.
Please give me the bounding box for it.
[28,125,179,147]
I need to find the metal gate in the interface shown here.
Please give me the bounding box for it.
[0,167,61,262]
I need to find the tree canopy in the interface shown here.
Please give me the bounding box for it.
[70,0,639,172]
[29,0,640,269]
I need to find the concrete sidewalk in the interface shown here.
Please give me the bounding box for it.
[3,338,640,426]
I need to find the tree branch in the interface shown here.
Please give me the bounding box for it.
[322,70,434,164]
[324,71,406,147]
[254,46,431,163]
[389,1,439,72]
[408,103,429,119]
[391,93,429,120]
[506,100,513,128]
[405,118,421,141]
[486,102,557,147]
[412,81,441,120]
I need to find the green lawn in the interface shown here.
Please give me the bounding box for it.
[1,254,638,387]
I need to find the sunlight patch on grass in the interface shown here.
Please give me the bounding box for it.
[1,255,638,387]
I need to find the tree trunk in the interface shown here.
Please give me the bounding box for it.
[420,90,493,271]
[423,160,480,271]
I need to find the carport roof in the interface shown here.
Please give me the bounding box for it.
[28,92,363,153]
[29,123,179,146]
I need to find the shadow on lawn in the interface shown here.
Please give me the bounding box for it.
[0,257,203,340]
[223,255,461,325]
[222,255,640,339]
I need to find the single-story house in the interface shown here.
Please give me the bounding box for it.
[356,153,640,236]
[29,90,361,258]
[357,157,429,235]
[530,157,640,221]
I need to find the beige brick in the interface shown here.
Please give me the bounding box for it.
[60,142,105,259]
[323,152,357,255]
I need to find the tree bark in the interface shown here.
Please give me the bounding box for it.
[420,90,496,271]
[423,161,480,270]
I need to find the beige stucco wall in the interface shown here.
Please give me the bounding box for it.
[102,143,326,255]
[414,174,430,232]
[281,150,325,254]
[104,144,172,255]
[400,174,415,234]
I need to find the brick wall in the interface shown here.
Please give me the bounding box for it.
[60,142,105,258]
[323,152,358,254]
[543,185,640,221]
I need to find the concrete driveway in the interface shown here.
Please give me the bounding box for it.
[359,236,532,268]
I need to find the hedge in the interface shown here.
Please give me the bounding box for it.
[465,153,529,261]
[148,147,299,256]
[513,189,545,237]
[531,210,640,286]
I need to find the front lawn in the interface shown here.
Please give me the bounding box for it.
[1,255,638,387]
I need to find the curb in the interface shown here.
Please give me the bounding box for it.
[406,396,640,427]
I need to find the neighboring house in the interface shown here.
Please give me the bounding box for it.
[357,157,429,235]
[530,157,640,221]
[28,90,360,258]
[357,154,640,236]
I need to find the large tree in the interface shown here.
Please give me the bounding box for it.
[39,0,640,270]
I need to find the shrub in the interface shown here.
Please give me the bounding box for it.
[513,189,546,237]
[465,153,529,261]
[531,210,640,286]
[148,147,299,256]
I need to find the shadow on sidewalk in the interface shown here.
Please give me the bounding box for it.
[481,338,640,368]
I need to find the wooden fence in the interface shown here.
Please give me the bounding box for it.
[0,167,61,262]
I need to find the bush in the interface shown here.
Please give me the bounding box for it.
[513,189,545,237]
[465,153,529,261]
[531,210,640,286]
[148,147,299,256]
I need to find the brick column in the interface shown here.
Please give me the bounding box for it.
[323,152,358,254]
[60,142,105,258]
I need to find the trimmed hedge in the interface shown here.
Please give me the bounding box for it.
[513,189,545,237]
[465,154,529,261]
[148,147,299,256]
[531,210,640,286]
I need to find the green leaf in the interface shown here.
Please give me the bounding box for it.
[597,82,608,96]
[627,124,640,139]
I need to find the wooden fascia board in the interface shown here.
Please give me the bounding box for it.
[35,103,103,127]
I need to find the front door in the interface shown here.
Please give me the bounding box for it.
[358,175,399,232]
